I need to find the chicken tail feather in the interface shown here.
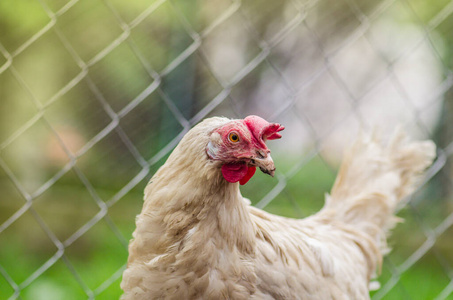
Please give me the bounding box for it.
[322,128,436,252]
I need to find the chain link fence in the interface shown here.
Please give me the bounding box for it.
[0,0,452,299]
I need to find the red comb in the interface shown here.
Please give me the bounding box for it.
[243,115,284,146]
[263,123,285,140]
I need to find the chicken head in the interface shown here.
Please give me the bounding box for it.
[206,115,284,185]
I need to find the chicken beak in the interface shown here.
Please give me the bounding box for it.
[251,154,276,177]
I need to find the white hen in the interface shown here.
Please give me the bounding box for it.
[121,115,435,299]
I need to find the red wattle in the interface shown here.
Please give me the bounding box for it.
[221,163,256,185]
[239,166,256,185]
[221,163,248,183]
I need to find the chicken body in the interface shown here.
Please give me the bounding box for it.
[121,116,435,300]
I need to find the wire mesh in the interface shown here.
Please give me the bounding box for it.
[0,0,452,299]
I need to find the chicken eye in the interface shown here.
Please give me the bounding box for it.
[228,132,240,143]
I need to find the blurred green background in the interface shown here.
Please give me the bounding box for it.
[1,0,453,299]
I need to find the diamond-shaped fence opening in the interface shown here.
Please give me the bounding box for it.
[31,170,102,242]
[56,0,126,63]
[1,0,453,299]
[88,42,156,114]
[119,92,185,160]
[126,1,198,74]
[43,80,114,148]
[12,30,84,105]
[305,0,364,54]
[75,130,145,199]
[0,118,71,194]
